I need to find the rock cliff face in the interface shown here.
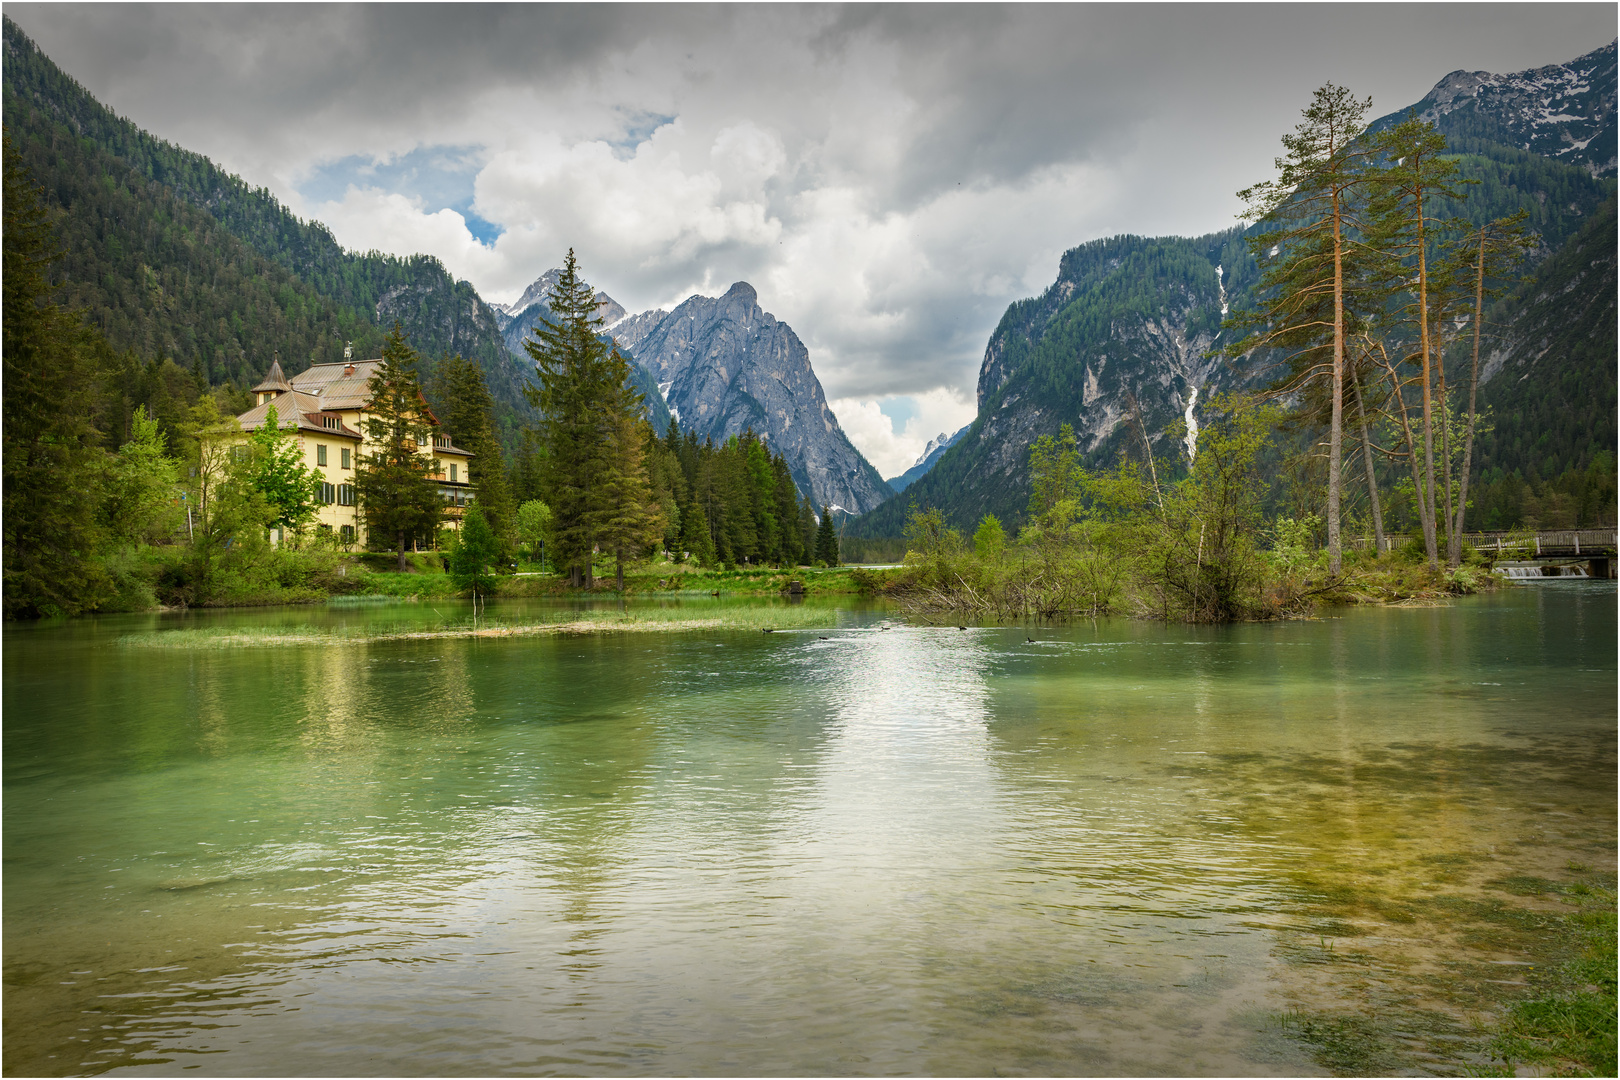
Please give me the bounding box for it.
[613,282,892,514]
[850,228,1256,537]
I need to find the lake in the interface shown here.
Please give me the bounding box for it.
[4,583,1614,1076]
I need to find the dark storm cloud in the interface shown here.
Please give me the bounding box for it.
[6,3,1613,472]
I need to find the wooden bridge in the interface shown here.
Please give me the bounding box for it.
[1347,529,1619,577]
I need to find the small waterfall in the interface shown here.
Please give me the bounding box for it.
[1183,385,1199,463]
[1501,563,1590,579]
[1215,264,1228,317]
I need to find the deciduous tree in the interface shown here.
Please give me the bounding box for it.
[248,404,323,533]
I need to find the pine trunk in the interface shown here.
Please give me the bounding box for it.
[1417,233,1439,568]
[1435,311,1456,566]
[1451,231,1488,567]
[1327,193,1345,576]
[1352,373,1385,553]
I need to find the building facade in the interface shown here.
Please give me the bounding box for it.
[237,356,474,547]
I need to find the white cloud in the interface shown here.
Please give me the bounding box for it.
[829,387,976,479]
[10,4,1615,415]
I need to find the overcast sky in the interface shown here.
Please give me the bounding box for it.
[9,3,1614,475]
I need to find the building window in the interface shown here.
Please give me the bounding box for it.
[337,484,355,506]
[340,524,355,543]
[341,447,351,469]
[321,482,336,505]
[231,444,249,462]
[316,444,328,467]
[450,463,457,483]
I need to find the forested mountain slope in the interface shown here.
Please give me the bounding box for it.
[1378,39,1615,177]
[1472,195,1617,482]
[2,17,532,441]
[853,43,1616,538]
[851,228,1255,536]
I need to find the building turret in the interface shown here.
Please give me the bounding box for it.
[250,358,293,406]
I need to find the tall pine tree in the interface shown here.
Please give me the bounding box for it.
[815,506,841,566]
[1228,84,1377,575]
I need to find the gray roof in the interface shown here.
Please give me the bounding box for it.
[249,358,292,394]
[236,391,361,439]
[235,359,472,456]
[285,360,384,412]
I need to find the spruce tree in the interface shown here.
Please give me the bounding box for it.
[449,505,499,595]
[525,250,617,587]
[3,139,112,616]
[355,326,441,570]
[815,505,840,566]
[798,495,819,566]
[430,353,514,549]
[597,366,663,591]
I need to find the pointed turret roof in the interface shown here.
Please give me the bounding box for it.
[250,358,292,395]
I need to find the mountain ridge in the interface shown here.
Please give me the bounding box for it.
[850,39,1617,539]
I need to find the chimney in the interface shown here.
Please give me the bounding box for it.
[343,342,355,375]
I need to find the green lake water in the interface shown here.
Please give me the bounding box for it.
[4,585,1614,1076]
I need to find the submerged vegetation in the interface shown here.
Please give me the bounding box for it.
[115,601,857,649]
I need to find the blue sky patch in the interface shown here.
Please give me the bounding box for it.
[607,110,676,160]
[298,144,505,246]
[878,396,918,435]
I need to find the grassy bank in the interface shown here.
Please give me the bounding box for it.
[1483,879,1617,1077]
[493,561,872,598]
[92,543,878,613]
[117,601,883,649]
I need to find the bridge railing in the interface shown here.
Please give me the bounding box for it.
[1345,530,1618,555]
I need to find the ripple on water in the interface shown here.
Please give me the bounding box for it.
[2,591,1613,1075]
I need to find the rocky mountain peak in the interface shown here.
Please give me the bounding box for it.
[609,285,892,514]
[1386,38,1617,176]
[917,432,952,467]
[496,268,627,326]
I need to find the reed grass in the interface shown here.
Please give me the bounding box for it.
[117,603,862,649]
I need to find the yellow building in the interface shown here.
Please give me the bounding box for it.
[237,356,474,548]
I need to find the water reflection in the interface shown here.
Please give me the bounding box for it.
[3,589,1614,1076]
